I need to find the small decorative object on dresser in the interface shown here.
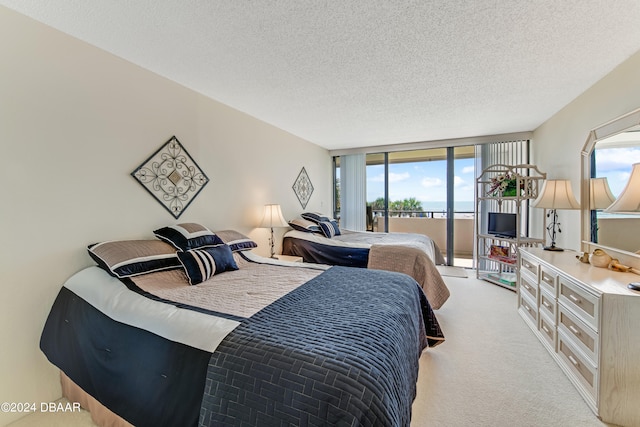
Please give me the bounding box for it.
[588,248,612,267]
[575,251,590,263]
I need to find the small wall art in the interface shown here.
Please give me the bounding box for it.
[131,136,209,218]
[292,167,314,209]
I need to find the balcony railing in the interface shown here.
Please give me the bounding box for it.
[364,210,475,259]
[369,209,474,219]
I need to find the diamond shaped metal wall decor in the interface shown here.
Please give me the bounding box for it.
[131,136,209,218]
[292,167,314,209]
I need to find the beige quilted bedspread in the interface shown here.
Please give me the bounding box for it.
[367,244,450,309]
[131,254,323,318]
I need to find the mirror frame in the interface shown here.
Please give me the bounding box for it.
[581,107,640,264]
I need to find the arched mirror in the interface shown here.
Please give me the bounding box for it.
[581,107,640,263]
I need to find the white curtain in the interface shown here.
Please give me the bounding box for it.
[339,153,367,231]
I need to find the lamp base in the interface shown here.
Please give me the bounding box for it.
[628,282,640,291]
[543,245,564,251]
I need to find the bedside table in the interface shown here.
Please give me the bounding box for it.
[274,254,303,263]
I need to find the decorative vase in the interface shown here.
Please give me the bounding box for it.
[589,249,612,268]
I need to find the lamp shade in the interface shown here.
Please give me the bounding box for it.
[259,204,289,228]
[590,177,616,210]
[532,179,580,209]
[604,163,640,213]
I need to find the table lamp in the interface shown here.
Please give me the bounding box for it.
[259,204,289,258]
[532,179,580,251]
[589,177,617,242]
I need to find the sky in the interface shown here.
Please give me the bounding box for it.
[594,147,640,196]
[361,146,640,211]
[366,158,476,209]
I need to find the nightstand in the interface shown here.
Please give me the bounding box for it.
[274,254,303,263]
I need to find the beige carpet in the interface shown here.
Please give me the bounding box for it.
[411,275,613,427]
[436,265,469,278]
[9,276,613,427]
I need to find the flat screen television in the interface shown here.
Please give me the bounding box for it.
[487,212,517,238]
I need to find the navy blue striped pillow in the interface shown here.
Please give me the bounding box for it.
[318,220,341,238]
[288,218,321,233]
[177,244,238,285]
[300,212,331,224]
[154,223,223,251]
[214,230,259,252]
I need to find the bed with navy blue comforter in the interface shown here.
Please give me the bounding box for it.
[40,249,444,427]
[283,229,446,268]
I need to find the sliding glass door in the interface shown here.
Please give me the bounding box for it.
[361,146,475,266]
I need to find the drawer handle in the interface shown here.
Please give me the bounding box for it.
[524,304,531,312]
[524,284,531,291]
[542,301,551,309]
[568,355,580,367]
[543,276,553,284]
[569,325,581,336]
[542,325,550,334]
[569,294,582,304]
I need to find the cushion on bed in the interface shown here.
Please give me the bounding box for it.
[288,218,321,233]
[300,212,331,224]
[154,223,223,251]
[214,230,258,252]
[88,240,181,278]
[318,220,341,238]
[177,244,239,285]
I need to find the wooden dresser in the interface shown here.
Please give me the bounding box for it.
[518,248,640,426]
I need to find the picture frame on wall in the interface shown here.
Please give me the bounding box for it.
[131,136,209,218]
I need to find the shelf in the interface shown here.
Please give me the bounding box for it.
[488,255,517,264]
[478,254,519,267]
[475,164,547,288]
[477,233,544,244]
[478,270,517,290]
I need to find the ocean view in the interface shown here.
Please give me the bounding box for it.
[369,200,475,212]
[368,200,475,219]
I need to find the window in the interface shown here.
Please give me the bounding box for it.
[335,146,476,266]
[334,140,529,267]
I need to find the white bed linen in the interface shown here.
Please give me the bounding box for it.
[63,267,240,352]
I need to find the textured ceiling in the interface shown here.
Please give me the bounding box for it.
[2,1,640,150]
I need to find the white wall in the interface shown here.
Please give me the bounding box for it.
[0,7,331,425]
[531,50,640,251]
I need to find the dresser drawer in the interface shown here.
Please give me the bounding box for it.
[520,255,540,278]
[558,304,598,362]
[539,312,556,350]
[519,273,538,302]
[539,289,556,322]
[558,276,599,329]
[519,292,537,326]
[558,331,597,401]
[539,265,558,296]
